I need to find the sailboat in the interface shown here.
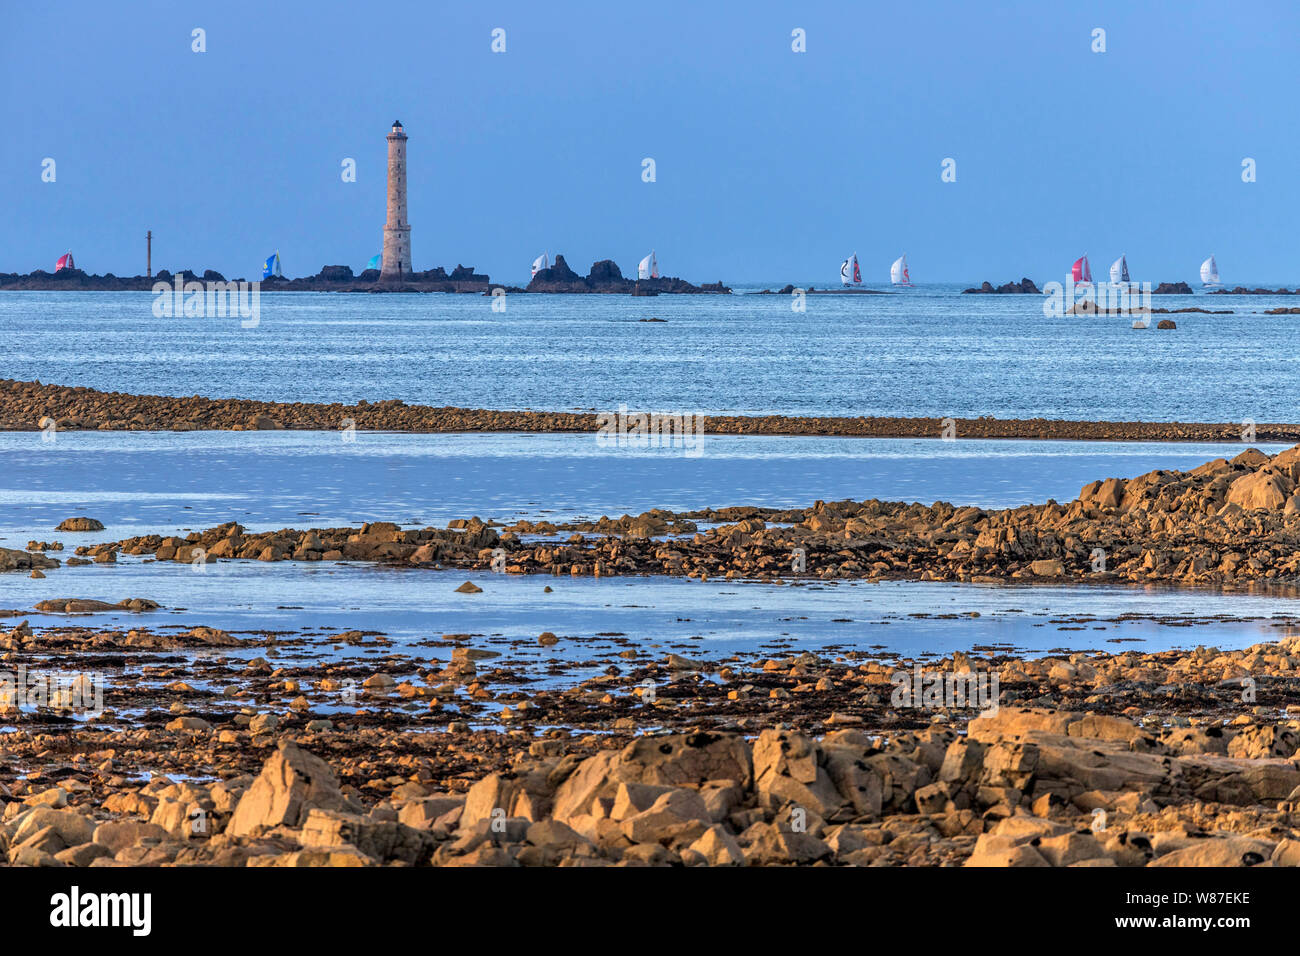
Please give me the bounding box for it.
[637,251,659,280]
[531,253,549,277]
[55,252,75,272]
[367,254,381,272]
[1071,254,1093,287]
[1109,254,1130,285]
[890,254,913,287]
[262,251,283,279]
[1200,255,1221,288]
[840,253,862,287]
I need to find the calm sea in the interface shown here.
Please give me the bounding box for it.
[3,286,1298,420]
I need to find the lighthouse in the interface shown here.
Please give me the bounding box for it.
[380,121,411,279]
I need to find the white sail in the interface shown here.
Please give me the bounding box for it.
[638,251,658,280]
[531,253,548,277]
[890,255,906,285]
[840,252,861,286]
[1110,255,1129,284]
[1200,255,1219,285]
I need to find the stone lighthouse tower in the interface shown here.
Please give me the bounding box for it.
[380,121,411,279]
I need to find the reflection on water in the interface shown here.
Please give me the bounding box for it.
[0,431,1284,544]
[7,557,1300,663]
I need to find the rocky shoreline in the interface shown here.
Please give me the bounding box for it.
[9,442,1300,591]
[8,443,1300,866]
[5,617,1300,867]
[5,379,1300,441]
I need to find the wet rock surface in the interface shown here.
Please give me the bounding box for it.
[7,635,1300,867]
[55,517,104,532]
[3,560,1300,869]
[0,548,58,573]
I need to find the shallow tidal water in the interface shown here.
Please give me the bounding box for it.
[3,430,1297,666]
[5,288,1300,665]
[0,430,1285,545]
[7,551,1300,668]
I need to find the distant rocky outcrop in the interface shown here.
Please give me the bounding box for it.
[2,256,726,295]
[754,285,887,295]
[1210,286,1300,295]
[0,268,154,291]
[530,254,583,287]
[316,265,354,282]
[525,255,729,294]
[962,278,1040,294]
[1151,281,1193,294]
[0,264,491,293]
[1067,299,1150,316]
[1066,301,1231,318]
[586,259,625,288]
[260,263,490,293]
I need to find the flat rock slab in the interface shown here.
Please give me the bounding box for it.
[34,598,160,613]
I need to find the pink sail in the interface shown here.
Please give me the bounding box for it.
[1071,255,1091,284]
[55,252,75,272]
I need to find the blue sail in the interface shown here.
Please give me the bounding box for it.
[263,251,281,279]
[367,254,381,271]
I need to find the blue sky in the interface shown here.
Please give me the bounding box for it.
[3,0,1297,284]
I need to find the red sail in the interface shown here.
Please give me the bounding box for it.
[55,252,74,272]
[1071,255,1091,283]
[852,258,861,283]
